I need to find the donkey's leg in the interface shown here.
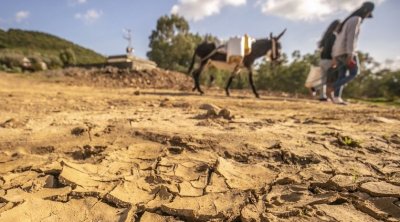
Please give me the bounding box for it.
[247,67,260,98]
[225,66,240,96]
[192,68,199,92]
[194,63,206,95]
[225,76,234,96]
[192,69,200,92]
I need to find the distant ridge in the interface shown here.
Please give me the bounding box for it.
[0,28,105,64]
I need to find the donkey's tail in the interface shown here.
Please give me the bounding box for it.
[188,49,197,75]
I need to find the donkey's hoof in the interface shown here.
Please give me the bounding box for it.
[192,87,197,92]
[255,94,260,98]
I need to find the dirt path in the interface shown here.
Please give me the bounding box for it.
[0,73,399,221]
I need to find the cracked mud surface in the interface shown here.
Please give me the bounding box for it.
[1,73,400,221]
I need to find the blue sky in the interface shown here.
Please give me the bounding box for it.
[0,0,399,69]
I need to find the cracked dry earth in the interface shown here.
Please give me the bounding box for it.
[1,73,400,222]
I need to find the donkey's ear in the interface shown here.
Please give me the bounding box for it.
[277,28,287,40]
[270,32,273,39]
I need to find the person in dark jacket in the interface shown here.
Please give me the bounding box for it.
[317,19,341,101]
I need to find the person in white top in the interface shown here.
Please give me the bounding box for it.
[328,2,375,105]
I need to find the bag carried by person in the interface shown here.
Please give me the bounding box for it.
[305,66,322,88]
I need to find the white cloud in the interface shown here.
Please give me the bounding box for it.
[260,0,384,21]
[171,0,246,21]
[75,9,103,24]
[15,10,30,23]
[383,57,400,71]
[68,0,87,6]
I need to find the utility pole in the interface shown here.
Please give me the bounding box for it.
[123,29,134,56]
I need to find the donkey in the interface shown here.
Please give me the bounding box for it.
[188,29,286,98]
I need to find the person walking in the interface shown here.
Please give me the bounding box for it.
[328,1,375,104]
[317,19,341,101]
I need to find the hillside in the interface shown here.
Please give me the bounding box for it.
[0,28,105,65]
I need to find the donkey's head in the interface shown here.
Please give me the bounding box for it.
[266,29,286,63]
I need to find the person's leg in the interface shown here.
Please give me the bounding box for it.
[320,85,327,100]
[319,60,331,100]
[333,56,348,98]
[333,55,359,98]
[338,55,360,98]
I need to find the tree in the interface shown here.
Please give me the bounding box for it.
[147,15,202,73]
[382,71,400,100]
[291,50,301,61]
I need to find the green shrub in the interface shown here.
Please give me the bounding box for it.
[0,64,8,71]
[28,55,44,71]
[10,66,22,73]
[382,71,400,100]
[0,53,24,68]
[59,48,76,67]
[43,56,63,69]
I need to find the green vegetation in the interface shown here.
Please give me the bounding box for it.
[338,135,361,148]
[147,15,203,73]
[255,52,316,95]
[59,48,77,66]
[0,28,105,72]
[345,69,400,102]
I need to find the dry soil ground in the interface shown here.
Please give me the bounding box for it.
[0,72,400,222]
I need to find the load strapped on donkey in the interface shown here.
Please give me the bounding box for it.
[226,34,255,65]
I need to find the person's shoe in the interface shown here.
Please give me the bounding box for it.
[337,97,348,105]
[309,87,317,97]
[312,91,317,97]
[332,97,348,105]
[319,98,328,102]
